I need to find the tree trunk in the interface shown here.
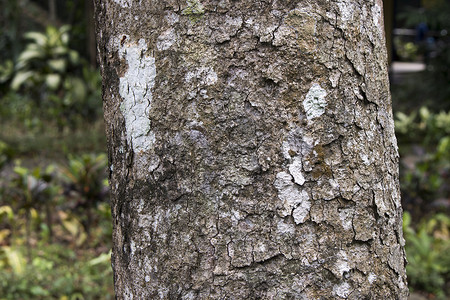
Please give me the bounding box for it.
[94,0,408,298]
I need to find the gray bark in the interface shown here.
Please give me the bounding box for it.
[94,0,408,299]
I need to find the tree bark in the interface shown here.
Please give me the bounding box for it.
[94,0,408,298]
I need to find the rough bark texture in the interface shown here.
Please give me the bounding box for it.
[94,0,408,299]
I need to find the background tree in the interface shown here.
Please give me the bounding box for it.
[94,0,408,298]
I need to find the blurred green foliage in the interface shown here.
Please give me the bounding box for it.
[403,212,450,299]
[395,107,450,142]
[0,244,113,299]
[0,141,15,169]
[0,156,113,299]
[59,153,109,235]
[395,107,450,217]
[0,25,102,131]
[60,153,108,205]
[396,106,450,298]
[0,20,110,292]
[394,37,420,61]
[11,25,80,91]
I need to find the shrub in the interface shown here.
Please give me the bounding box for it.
[404,212,450,298]
[1,25,102,130]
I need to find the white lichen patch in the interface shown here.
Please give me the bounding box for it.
[258,24,278,43]
[303,83,328,120]
[338,208,353,230]
[374,182,389,215]
[214,15,243,42]
[185,67,218,86]
[276,128,311,223]
[124,286,134,300]
[281,140,293,160]
[368,272,377,284]
[165,11,180,25]
[276,218,296,235]
[156,28,177,51]
[138,214,152,228]
[333,282,351,298]
[337,0,354,23]
[360,153,371,166]
[281,133,307,186]
[398,275,407,290]
[292,198,311,224]
[329,71,341,88]
[274,172,310,224]
[158,287,169,299]
[371,3,383,34]
[272,25,291,47]
[335,251,351,276]
[130,240,136,256]
[181,291,197,300]
[118,38,156,153]
[288,157,305,185]
[113,0,132,8]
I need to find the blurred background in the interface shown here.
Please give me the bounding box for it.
[0,0,448,299]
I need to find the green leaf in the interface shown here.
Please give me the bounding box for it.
[48,59,67,72]
[67,77,87,100]
[13,165,29,177]
[30,285,50,296]
[76,232,87,246]
[68,50,80,65]
[88,251,111,266]
[437,136,450,154]
[395,111,417,134]
[17,48,44,65]
[61,214,84,238]
[10,71,34,90]
[419,106,431,122]
[31,166,41,178]
[70,293,85,300]
[0,205,14,221]
[24,31,47,46]
[53,46,69,56]
[61,32,70,45]
[0,60,14,83]
[45,74,61,90]
[46,26,60,46]
[59,25,71,45]
[3,246,25,274]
